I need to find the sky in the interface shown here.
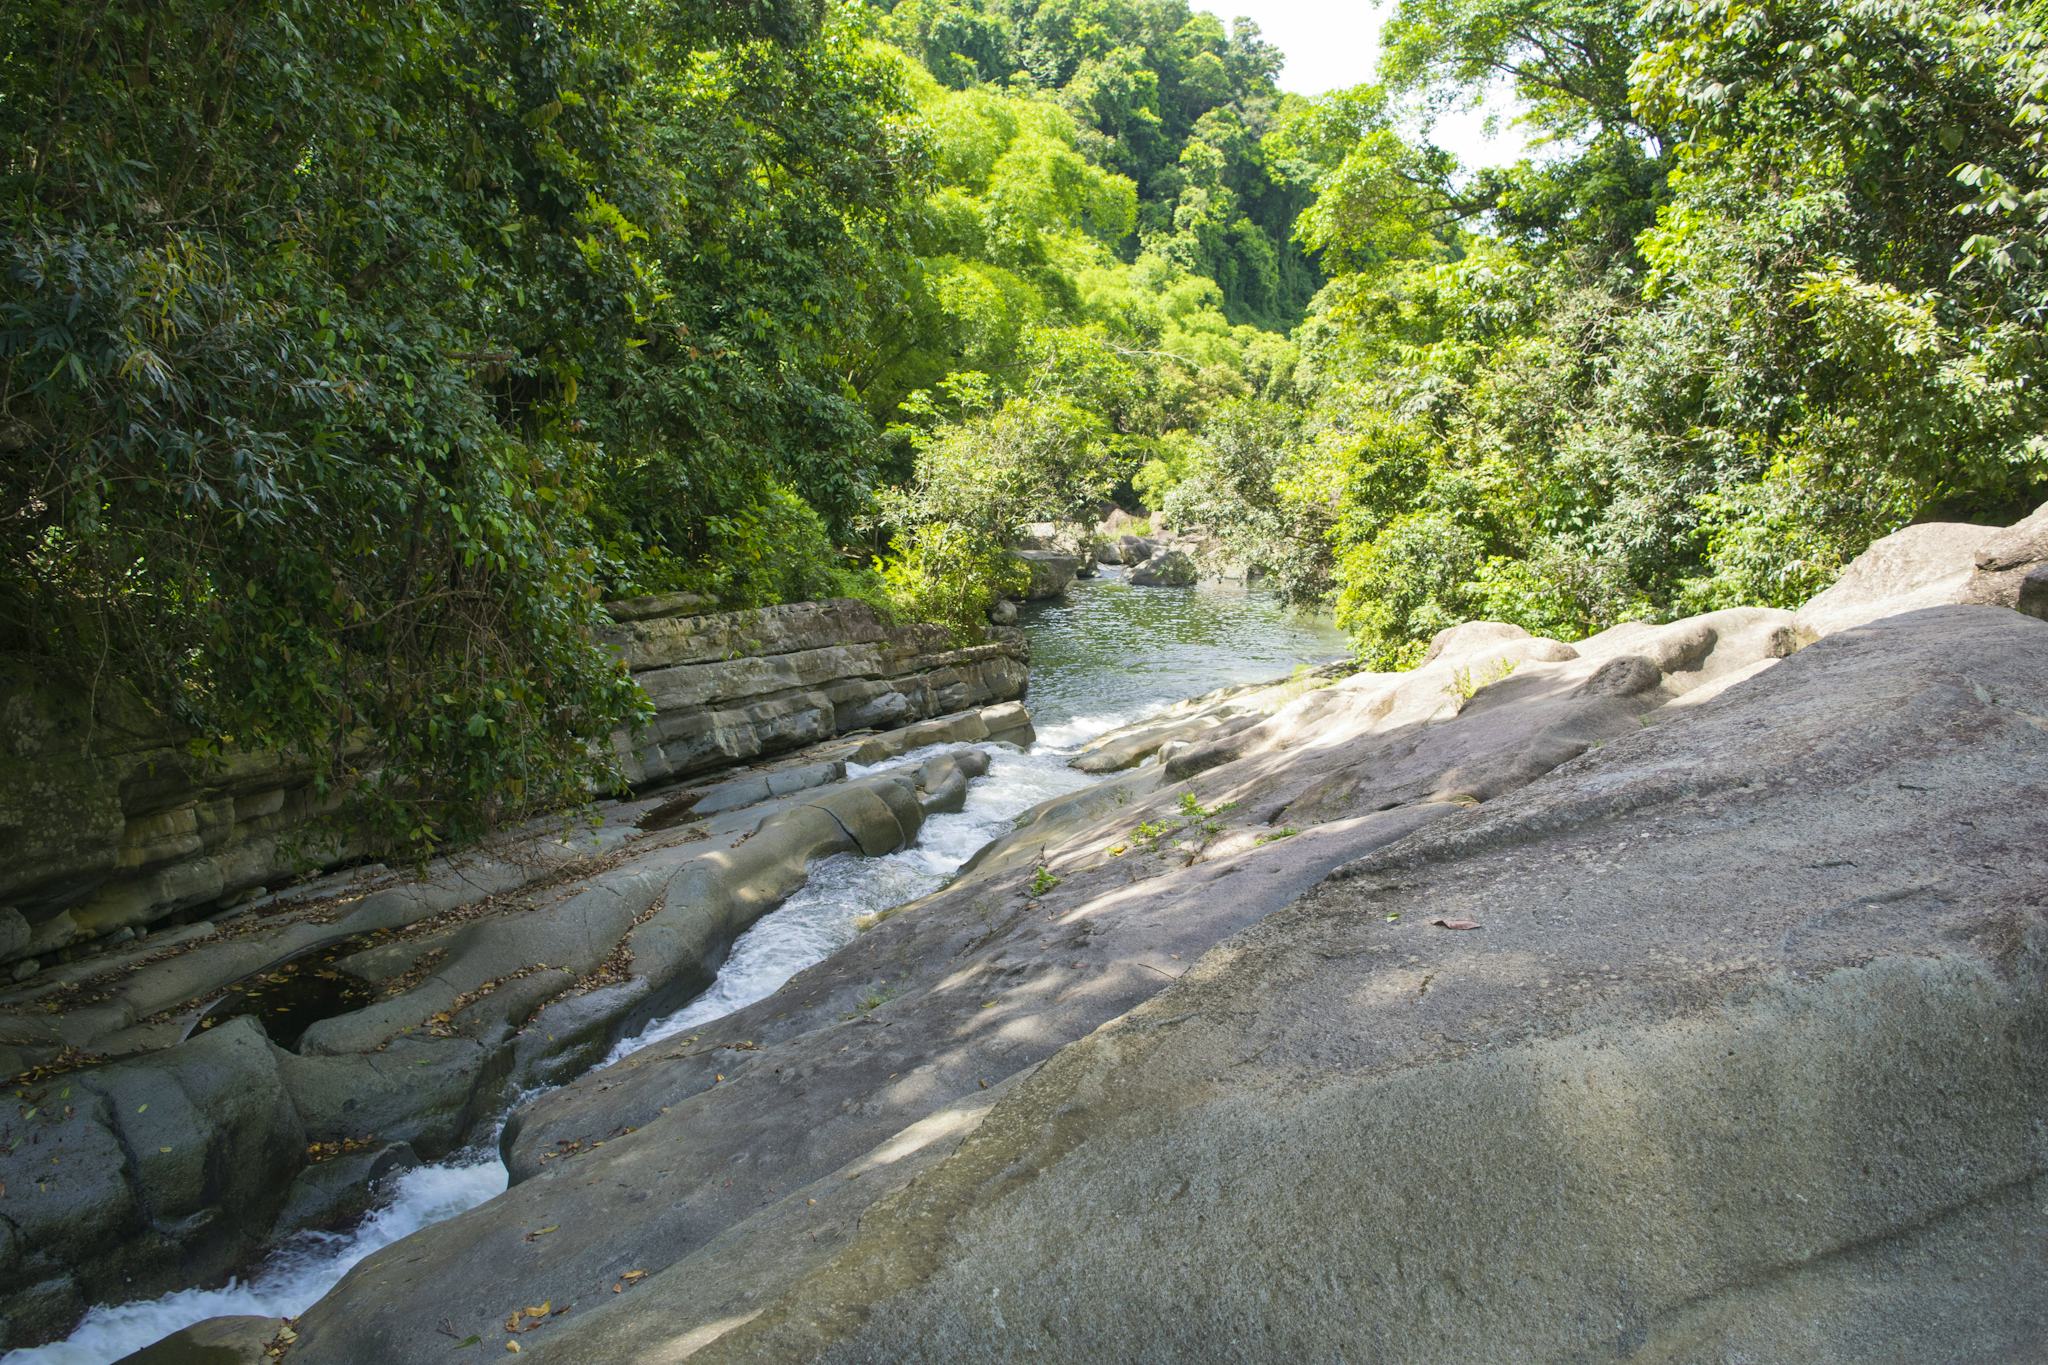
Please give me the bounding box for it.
[1217,0,1531,168]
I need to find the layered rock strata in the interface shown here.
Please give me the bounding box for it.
[0,598,1027,975]
[607,598,1028,787]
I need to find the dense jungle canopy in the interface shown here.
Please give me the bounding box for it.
[4,0,2046,849]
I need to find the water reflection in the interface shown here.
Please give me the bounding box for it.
[1020,568,1350,729]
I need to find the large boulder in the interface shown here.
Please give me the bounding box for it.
[1008,549,1083,600]
[1127,548,1196,587]
[1793,499,2048,638]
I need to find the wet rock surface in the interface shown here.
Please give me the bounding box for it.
[266,508,2048,1364]
[0,705,1025,1352]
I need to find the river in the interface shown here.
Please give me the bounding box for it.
[8,571,1345,1364]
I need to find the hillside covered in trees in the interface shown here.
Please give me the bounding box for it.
[6,0,2047,850]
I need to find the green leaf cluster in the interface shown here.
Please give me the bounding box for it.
[1158,0,2048,667]
[0,0,914,853]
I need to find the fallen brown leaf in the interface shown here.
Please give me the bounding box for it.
[1430,917,1482,931]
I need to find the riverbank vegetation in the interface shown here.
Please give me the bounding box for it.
[6,0,2046,844]
[1165,0,2048,664]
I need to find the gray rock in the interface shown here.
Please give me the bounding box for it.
[601,590,712,624]
[1974,497,2048,572]
[986,598,1018,626]
[0,720,1011,1350]
[0,907,31,960]
[1127,549,1196,587]
[273,552,2048,1362]
[612,609,2048,1364]
[0,1276,84,1359]
[1072,669,1340,773]
[1009,550,1082,600]
[60,501,2048,1359]
[274,573,1817,1364]
[979,700,1035,748]
[118,1314,279,1364]
[1794,501,2048,638]
[268,1142,419,1239]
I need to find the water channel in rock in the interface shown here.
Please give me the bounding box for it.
[9,572,1343,1364]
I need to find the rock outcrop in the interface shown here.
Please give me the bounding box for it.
[607,597,1027,788]
[1793,501,2048,637]
[26,501,2048,1361]
[0,702,1027,1351]
[1007,549,1085,600]
[1069,664,1342,773]
[0,597,1027,977]
[1127,548,1197,587]
[0,672,354,982]
[686,606,2048,1365]
[268,504,2048,1364]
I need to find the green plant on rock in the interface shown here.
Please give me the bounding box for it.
[1445,658,1518,711]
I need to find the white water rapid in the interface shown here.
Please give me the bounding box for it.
[4,715,1129,1365]
[13,572,1347,1364]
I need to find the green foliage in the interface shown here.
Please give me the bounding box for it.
[1259,0,2048,667]
[0,0,674,851]
[0,0,911,855]
[870,0,1321,328]
[37,0,2040,867]
[2,0,1317,869]
[874,528,1026,641]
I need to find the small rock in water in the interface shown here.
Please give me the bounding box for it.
[1129,550,1197,587]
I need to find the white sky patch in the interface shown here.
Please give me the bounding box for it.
[1219,0,1531,169]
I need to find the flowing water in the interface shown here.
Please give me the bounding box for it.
[9,572,1344,1364]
